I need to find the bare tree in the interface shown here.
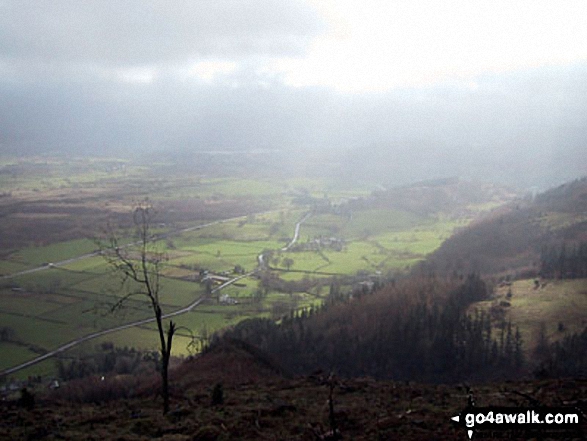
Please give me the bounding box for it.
[99,200,175,414]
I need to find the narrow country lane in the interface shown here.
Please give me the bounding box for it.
[0,211,310,377]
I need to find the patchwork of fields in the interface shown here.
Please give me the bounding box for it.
[0,158,508,379]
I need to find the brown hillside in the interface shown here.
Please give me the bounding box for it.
[172,339,288,390]
[419,177,587,277]
[2,342,586,440]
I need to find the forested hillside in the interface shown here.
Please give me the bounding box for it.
[212,178,587,383]
[419,177,587,277]
[215,274,524,383]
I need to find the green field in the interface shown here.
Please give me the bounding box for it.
[0,207,471,379]
[0,343,41,371]
[272,211,463,276]
[9,239,97,267]
[472,278,587,355]
[0,159,505,380]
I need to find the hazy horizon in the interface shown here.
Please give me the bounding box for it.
[1,1,586,189]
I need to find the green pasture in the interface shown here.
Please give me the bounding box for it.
[15,359,57,379]
[169,308,245,339]
[36,296,148,329]
[157,278,202,307]
[506,279,587,350]
[276,240,422,275]
[189,239,281,256]
[1,277,125,321]
[271,215,464,277]
[0,343,40,372]
[0,312,79,352]
[343,209,426,238]
[0,272,204,358]
[375,232,443,256]
[279,251,333,273]
[0,291,73,317]
[80,326,163,355]
[7,239,97,267]
[170,212,302,260]
[0,260,31,275]
[473,278,587,355]
[176,212,302,245]
[0,176,484,380]
[162,266,195,279]
[299,214,345,238]
[84,302,262,356]
[19,267,200,311]
[375,219,463,252]
[167,238,282,273]
[210,281,253,299]
[171,233,220,249]
[10,268,101,294]
[275,271,317,282]
[168,252,255,274]
[60,256,108,272]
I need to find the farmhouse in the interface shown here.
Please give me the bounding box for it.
[292,236,345,252]
[201,273,231,284]
[219,294,238,305]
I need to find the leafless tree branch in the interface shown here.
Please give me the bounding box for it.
[96,198,175,414]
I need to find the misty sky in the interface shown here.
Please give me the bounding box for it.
[1,0,586,188]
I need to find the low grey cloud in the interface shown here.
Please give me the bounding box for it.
[0,0,322,67]
[1,62,585,189]
[0,1,585,190]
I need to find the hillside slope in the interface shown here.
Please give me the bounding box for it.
[207,179,587,384]
[419,177,587,277]
[2,342,586,440]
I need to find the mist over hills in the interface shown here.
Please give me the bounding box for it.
[2,0,587,192]
[2,63,586,190]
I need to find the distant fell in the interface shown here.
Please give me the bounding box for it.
[366,177,518,217]
[419,177,587,277]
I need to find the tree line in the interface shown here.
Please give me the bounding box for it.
[540,242,587,279]
[213,274,524,383]
[55,343,159,381]
[535,325,587,378]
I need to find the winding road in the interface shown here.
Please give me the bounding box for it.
[1,215,260,281]
[281,212,311,251]
[1,211,310,377]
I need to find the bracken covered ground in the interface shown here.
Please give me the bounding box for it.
[1,343,586,440]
